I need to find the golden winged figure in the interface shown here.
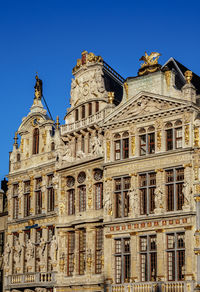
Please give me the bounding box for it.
[139,52,161,68]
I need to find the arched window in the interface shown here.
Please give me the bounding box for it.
[139,126,155,156]
[33,128,39,154]
[82,105,85,119]
[17,153,20,162]
[75,109,79,121]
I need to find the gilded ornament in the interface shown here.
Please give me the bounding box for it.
[108,92,114,104]
[194,127,199,147]
[185,70,193,84]
[56,116,60,130]
[72,51,103,73]
[194,166,199,181]
[195,185,200,195]
[106,141,110,160]
[131,136,135,156]
[34,74,43,100]
[124,82,128,99]
[139,52,161,68]
[164,70,171,90]
[157,131,161,150]
[185,125,190,145]
[138,52,161,76]
[20,139,24,153]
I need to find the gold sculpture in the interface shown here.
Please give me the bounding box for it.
[108,92,114,104]
[185,70,193,84]
[34,74,43,100]
[165,70,171,90]
[139,52,161,68]
[194,127,199,147]
[106,141,111,160]
[138,51,161,76]
[124,82,129,99]
[131,136,135,156]
[72,51,103,73]
[185,125,189,145]
[157,131,162,150]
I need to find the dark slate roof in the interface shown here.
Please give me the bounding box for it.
[162,57,200,95]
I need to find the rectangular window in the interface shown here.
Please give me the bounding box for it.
[0,233,4,256]
[35,178,42,215]
[67,232,75,276]
[148,133,155,154]
[47,175,54,212]
[167,233,185,281]
[139,172,156,215]
[95,183,103,210]
[95,228,103,274]
[13,184,19,219]
[115,238,130,284]
[115,140,121,160]
[68,189,75,215]
[88,103,92,116]
[115,177,130,218]
[75,109,79,121]
[82,105,85,119]
[140,235,157,282]
[95,101,99,113]
[123,138,129,159]
[24,193,31,217]
[140,132,155,156]
[140,135,147,156]
[79,186,86,212]
[175,128,183,149]
[166,129,173,151]
[81,135,85,153]
[166,168,184,211]
[79,229,86,275]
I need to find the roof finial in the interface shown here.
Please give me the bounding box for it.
[56,116,60,130]
[185,70,193,84]
[13,132,18,147]
[34,73,43,100]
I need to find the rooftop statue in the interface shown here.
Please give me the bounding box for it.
[34,74,43,100]
[139,52,161,68]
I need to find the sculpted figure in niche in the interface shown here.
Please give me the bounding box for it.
[14,239,23,266]
[90,136,104,156]
[26,239,34,261]
[70,78,80,106]
[62,147,74,162]
[95,68,105,94]
[76,150,86,159]
[154,186,164,214]
[104,181,112,215]
[129,188,139,216]
[50,235,58,262]
[4,242,11,269]
[182,182,193,210]
[39,238,46,261]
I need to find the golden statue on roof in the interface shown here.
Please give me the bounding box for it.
[139,52,161,68]
[72,51,103,74]
[138,52,161,76]
[34,74,43,100]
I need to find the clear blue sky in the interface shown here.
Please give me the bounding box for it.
[0,0,200,181]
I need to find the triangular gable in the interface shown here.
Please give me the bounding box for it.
[104,91,190,125]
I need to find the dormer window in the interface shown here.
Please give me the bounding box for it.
[33,128,39,154]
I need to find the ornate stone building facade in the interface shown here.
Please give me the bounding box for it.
[4,51,200,291]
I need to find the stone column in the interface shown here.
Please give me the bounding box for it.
[156,229,165,281]
[194,192,200,287]
[130,232,138,282]
[185,227,194,280]
[104,234,113,284]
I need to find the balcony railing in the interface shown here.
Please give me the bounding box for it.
[5,272,56,287]
[109,281,194,292]
[61,109,106,135]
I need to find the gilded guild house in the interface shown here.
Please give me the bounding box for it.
[4,51,200,292]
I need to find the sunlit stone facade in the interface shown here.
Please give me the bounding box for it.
[4,52,200,292]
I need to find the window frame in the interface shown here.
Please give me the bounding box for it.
[114,237,131,284]
[79,185,86,212]
[165,167,184,211]
[139,172,156,215]
[166,232,185,281]
[114,176,130,218]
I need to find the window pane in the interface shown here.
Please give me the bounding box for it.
[166,129,173,150]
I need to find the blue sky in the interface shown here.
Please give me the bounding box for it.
[0,0,200,181]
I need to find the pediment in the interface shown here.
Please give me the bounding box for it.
[104,91,189,125]
[18,112,53,135]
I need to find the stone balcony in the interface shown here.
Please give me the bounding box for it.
[108,281,195,292]
[61,109,106,135]
[5,272,56,289]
